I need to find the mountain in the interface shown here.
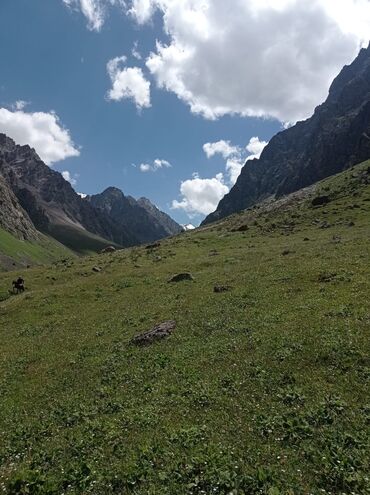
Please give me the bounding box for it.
[0,134,127,253]
[203,43,370,225]
[0,173,39,241]
[0,134,182,259]
[87,189,183,245]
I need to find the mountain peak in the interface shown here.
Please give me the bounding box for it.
[203,45,370,225]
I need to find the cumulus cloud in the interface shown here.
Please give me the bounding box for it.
[0,108,80,165]
[203,140,240,159]
[139,158,171,172]
[106,55,151,109]
[62,170,78,186]
[63,0,126,31]
[128,0,155,24]
[133,0,370,123]
[172,136,268,218]
[246,137,268,160]
[172,173,229,217]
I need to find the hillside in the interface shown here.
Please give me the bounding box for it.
[203,43,370,225]
[0,134,182,261]
[0,160,369,493]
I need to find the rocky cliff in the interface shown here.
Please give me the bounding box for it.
[87,189,182,245]
[203,43,370,225]
[0,174,39,241]
[0,134,182,252]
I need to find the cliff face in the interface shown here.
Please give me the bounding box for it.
[203,44,370,225]
[0,173,39,241]
[0,134,182,251]
[87,188,182,245]
[0,134,124,247]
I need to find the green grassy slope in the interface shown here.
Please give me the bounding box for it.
[0,162,369,494]
[0,228,73,272]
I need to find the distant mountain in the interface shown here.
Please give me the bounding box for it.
[0,134,182,255]
[203,43,370,224]
[87,189,182,245]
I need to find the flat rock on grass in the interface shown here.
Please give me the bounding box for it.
[214,285,232,293]
[131,320,176,346]
[168,273,194,283]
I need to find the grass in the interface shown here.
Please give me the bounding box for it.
[0,161,369,494]
[0,228,72,271]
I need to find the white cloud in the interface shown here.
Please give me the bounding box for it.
[203,140,240,159]
[78,192,88,198]
[63,0,126,31]
[246,137,268,161]
[106,56,151,109]
[132,41,142,60]
[0,108,80,165]
[172,173,229,216]
[172,135,268,218]
[128,0,155,24]
[139,158,171,172]
[13,100,29,111]
[137,0,370,123]
[62,170,78,186]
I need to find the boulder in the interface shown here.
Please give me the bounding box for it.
[100,246,116,254]
[168,273,194,283]
[312,195,330,207]
[214,285,232,293]
[131,320,176,346]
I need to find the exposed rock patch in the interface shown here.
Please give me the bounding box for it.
[131,320,176,346]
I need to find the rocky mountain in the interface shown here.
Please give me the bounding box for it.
[0,134,182,253]
[87,189,182,245]
[203,43,370,225]
[0,174,39,241]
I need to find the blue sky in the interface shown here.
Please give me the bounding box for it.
[0,0,369,225]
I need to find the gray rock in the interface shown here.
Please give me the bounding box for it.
[168,273,194,283]
[214,285,232,293]
[131,320,176,346]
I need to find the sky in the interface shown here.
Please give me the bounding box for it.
[0,0,369,225]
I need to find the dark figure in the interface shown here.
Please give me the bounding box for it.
[12,277,25,294]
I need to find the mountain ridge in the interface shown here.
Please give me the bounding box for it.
[203,43,370,225]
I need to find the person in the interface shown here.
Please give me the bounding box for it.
[12,277,25,294]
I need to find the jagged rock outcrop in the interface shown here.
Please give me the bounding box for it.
[0,134,128,249]
[87,188,182,244]
[0,134,181,252]
[203,43,370,225]
[0,174,39,241]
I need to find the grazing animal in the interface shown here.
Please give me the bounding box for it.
[12,277,25,294]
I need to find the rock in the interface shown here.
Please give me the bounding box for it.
[92,266,102,273]
[214,285,232,293]
[312,195,330,207]
[235,224,249,232]
[318,272,337,283]
[282,249,291,256]
[209,250,219,256]
[146,242,161,250]
[100,246,116,254]
[131,320,176,346]
[303,237,310,241]
[168,273,194,283]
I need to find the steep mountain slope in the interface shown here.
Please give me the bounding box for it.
[203,43,370,225]
[0,134,125,252]
[0,134,181,254]
[1,160,369,493]
[0,173,38,241]
[87,188,182,245]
